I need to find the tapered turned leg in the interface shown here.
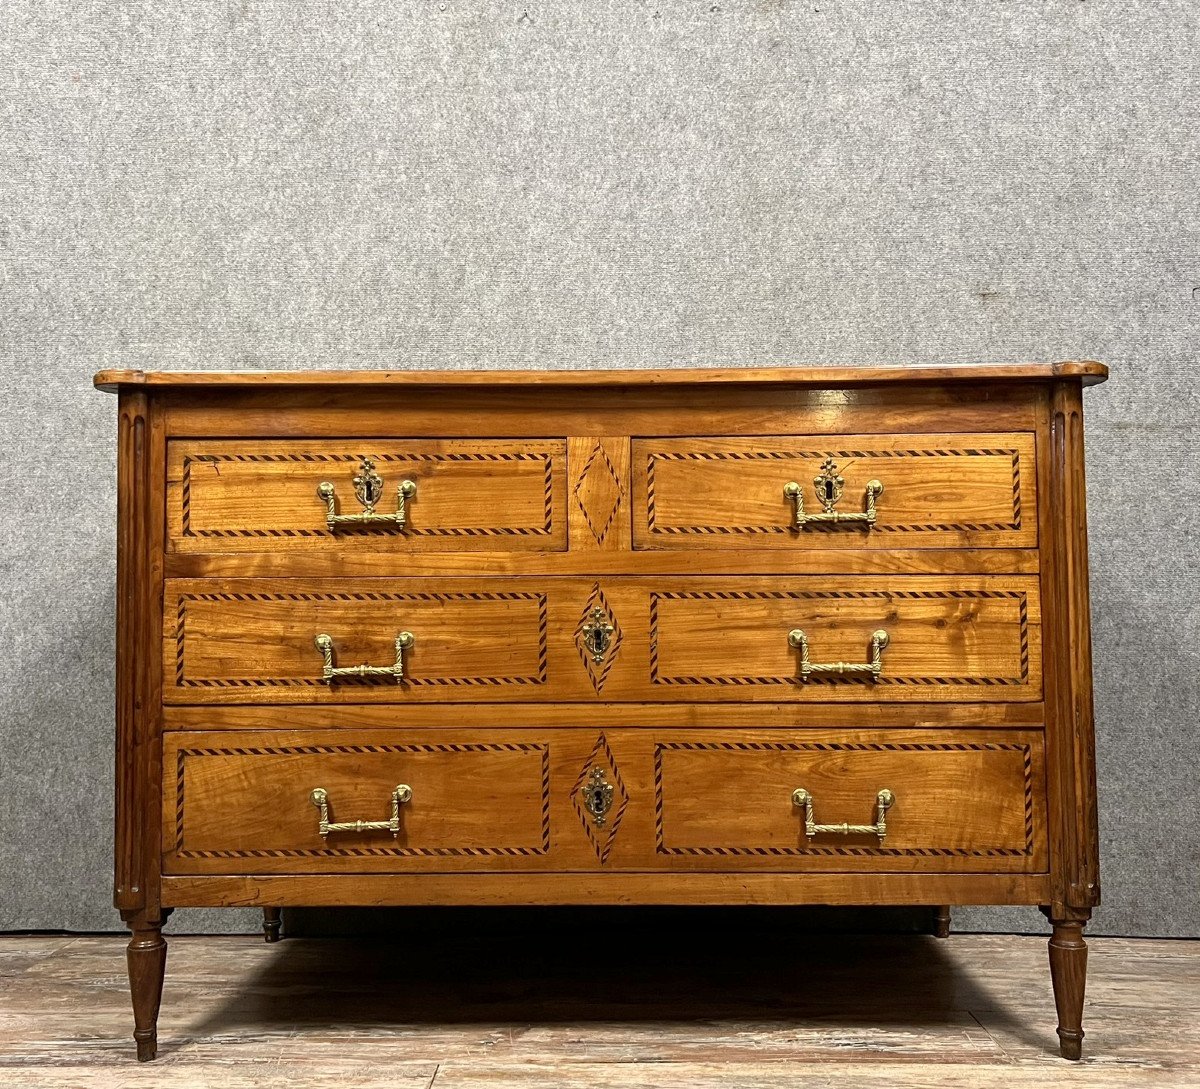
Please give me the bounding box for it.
[933,905,951,938]
[262,907,282,943]
[122,910,167,1062]
[1048,916,1089,1060]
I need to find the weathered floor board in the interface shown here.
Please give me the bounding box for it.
[0,932,1195,1088]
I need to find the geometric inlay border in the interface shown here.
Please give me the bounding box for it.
[653,740,1035,857]
[174,591,549,688]
[648,590,1030,688]
[646,447,1024,535]
[573,442,625,545]
[181,450,556,538]
[175,743,552,858]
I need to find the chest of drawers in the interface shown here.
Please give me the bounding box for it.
[95,362,1107,1061]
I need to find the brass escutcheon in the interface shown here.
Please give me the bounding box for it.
[784,457,882,529]
[318,456,417,532]
[581,607,615,664]
[580,767,615,827]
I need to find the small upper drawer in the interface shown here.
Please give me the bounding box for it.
[632,434,1037,550]
[166,440,568,553]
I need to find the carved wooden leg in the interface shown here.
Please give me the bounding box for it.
[122,909,168,1062]
[263,907,283,943]
[933,905,951,938]
[1048,915,1089,1060]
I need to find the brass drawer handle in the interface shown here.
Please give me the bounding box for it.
[792,787,895,844]
[310,784,412,839]
[784,457,882,528]
[315,632,414,682]
[318,456,416,531]
[788,628,889,681]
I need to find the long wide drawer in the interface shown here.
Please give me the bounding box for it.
[633,434,1037,550]
[164,576,1042,704]
[162,728,1047,875]
[166,439,568,552]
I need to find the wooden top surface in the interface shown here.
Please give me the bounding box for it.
[93,361,1108,393]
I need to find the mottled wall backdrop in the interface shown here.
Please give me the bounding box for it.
[1,1,1196,936]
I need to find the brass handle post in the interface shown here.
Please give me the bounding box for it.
[318,456,416,531]
[315,632,414,682]
[784,457,882,529]
[789,628,889,681]
[310,784,412,839]
[792,787,895,844]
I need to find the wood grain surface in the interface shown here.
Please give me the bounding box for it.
[93,360,1110,391]
[161,727,1046,877]
[0,932,1186,1088]
[163,575,1041,704]
[167,439,568,553]
[633,433,1038,550]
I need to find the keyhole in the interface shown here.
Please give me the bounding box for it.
[825,479,834,501]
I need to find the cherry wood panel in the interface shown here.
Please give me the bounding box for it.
[633,434,1037,550]
[162,701,1048,731]
[163,578,594,704]
[162,730,580,875]
[161,872,1051,907]
[567,437,632,552]
[163,546,1041,579]
[156,384,1043,440]
[166,439,567,553]
[1040,382,1103,917]
[163,726,1045,877]
[163,576,1041,705]
[94,360,1109,391]
[629,576,1041,703]
[652,729,1045,872]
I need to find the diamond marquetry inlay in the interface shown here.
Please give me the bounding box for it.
[574,584,622,694]
[570,733,629,864]
[573,442,624,545]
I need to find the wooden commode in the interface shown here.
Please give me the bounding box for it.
[95,363,1107,1061]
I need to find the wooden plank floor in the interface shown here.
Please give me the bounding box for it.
[0,931,1196,1088]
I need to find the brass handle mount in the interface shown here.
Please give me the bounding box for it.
[315,632,414,682]
[784,457,882,529]
[788,628,889,681]
[792,787,895,844]
[318,456,416,531]
[310,784,412,839]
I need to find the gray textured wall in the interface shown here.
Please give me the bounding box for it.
[1,1,1196,937]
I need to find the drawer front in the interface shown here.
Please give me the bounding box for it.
[166,576,1040,704]
[649,729,1047,872]
[167,439,567,552]
[633,434,1037,549]
[165,578,600,704]
[163,730,585,874]
[163,727,1047,875]
[637,576,1041,702]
